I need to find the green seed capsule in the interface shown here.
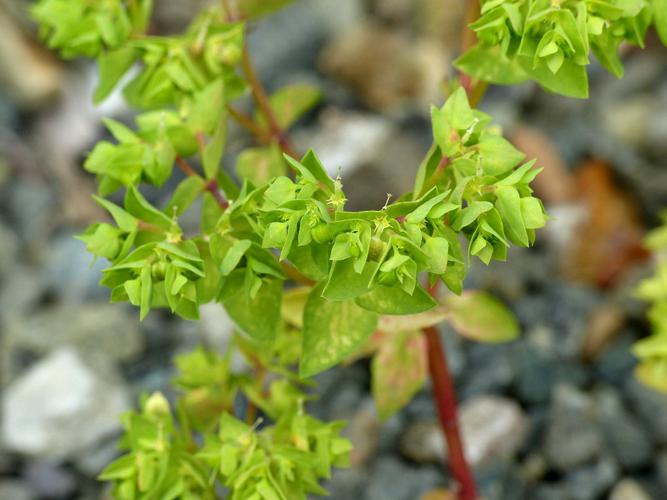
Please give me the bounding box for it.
[311,223,332,244]
[151,261,168,281]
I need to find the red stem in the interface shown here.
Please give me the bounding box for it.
[240,44,299,159]
[175,156,229,210]
[424,325,477,500]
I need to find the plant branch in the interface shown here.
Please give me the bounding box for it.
[241,44,299,159]
[175,156,229,210]
[227,104,271,142]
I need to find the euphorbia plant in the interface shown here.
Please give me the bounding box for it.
[31,0,667,498]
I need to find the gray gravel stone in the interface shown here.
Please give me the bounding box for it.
[625,378,667,446]
[1,347,130,459]
[0,480,34,500]
[595,387,653,470]
[544,385,603,471]
[365,456,442,500]
[563,457,620,500]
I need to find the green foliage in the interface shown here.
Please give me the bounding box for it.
[456,0,666,98]
[634,212,667,392]
[100,348,352,499]
[34,0,558,497]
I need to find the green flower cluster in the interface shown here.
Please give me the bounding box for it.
[31,0,151,58]
[456,0,667,97]
[100,348,350,500]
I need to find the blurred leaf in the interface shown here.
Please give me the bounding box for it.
[443,291,519,342]
[236,145,285,185]
[372,330,427,419]
[166,176,205,216]
[281,286,311,329]
[258,84,321,129]
[237,0,296,19]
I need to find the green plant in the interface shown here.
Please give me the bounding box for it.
[32,0,667,499]
[633,213,667,392]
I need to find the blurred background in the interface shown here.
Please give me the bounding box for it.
[2,0,667,499]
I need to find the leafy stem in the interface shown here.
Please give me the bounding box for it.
[175,156,229,210]
[240,43,299,158]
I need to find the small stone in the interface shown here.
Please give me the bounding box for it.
[608,479,652,500]
[198,303,248,372]
[75,438,122,477]
[400,396,528,467]
[365,456,442,500]
[43,233,109,303]
[544,385,603,471]
[1,347,130,459]
[24,461,78,499]
[460,344,515,398]
[319,22,448,112]
[580,305,626,361]
[400,419,444,464]
[563,457,620,500]
[625,378,667,446]
[293,108,393,178]
[595,387,653,470]
[0,480,33,500]
[459,396,529,467]
[343,398,381,467]
[2,303,143,383]
[0,264,43,316]
[0,221,18,278]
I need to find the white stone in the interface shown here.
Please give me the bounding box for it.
[400,395,529,467]
[459,395,529,467]
[1,347,130,459]
[608,479,651,500]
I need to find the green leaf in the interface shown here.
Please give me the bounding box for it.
[372,330,427,419]
[203,122,227,180]
[478,135,525,176]
[258,84,321,129]
[94,47,138,104]
[237,0,296,19]
[124,186,173,230]
[223,278,282,342]
[235,145,286,185]
[443,291,519,342]
[166,176,205,216]
[655,0,667,45]
[221,239,252,275]
[102,118,138,143]
[355,284,436,315]
[520,196,547,229]
[300,282,378,377]
[281,286,311,329]
[299,150,335,192]
[139,265,152,320]
[452,201,494,230]
[443,87,475,130]
[322,260,377,301]
[92,195,137,232]
[455,44,529,85]
[187,80,225,135]
[495,185,528,246]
